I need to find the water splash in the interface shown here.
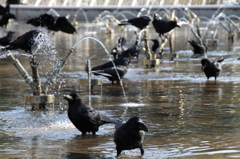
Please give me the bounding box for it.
[73,8,89,24]
[137,7,151,17]
[32,31,59,78]
[179,18,207,58]
[72,36,128,101]
[0,30,57,61]
[113,10,136,20]
[45,36,128,102]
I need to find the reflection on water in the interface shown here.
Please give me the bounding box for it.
[1,21,240,159]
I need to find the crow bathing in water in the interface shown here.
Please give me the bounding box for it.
[4,30,43,54]
[64,93,118,135]
[114,117,149,156]
[201,58,224,80]
[93,66,128,84]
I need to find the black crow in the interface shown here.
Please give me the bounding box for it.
[0,5,6,15]
[0,4,16,31]
[0,31,14,46]
[111,37,127,59]
[126,38,142,59]
[201,58,224,80]
[92,44,135,72]
[4,30,43,54]
[91,55,131,71]
[54,16,77,34]
[114,117,149,156]
[93,66,128,84]
[64,93,118,135]
[27,13,76,34]
[27,13,56,31]
[151,39,160,53]
[188,40,207,57]
[119,16,151,30]
[152,13,180,37]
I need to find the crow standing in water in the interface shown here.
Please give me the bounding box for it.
[201,58,225,80]
[92,47,135,84]
[91,46,133,71]
[128,38,142,59]
[93,66,128,85]
[4,30,43,54]
[64,93,118,135]
[119,16,151,30]
[188,40,207,57]
[152,13,180,37]
[114,117,149,157]
[0,31,14,46]
[27,13,76,34]
[91,55,131,71]
[111,37,127,59]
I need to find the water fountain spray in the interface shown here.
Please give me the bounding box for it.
[44,36,128,103]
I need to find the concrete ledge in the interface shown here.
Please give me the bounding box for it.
[9,4,240,21]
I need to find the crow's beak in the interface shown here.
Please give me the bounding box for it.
[138,122,149,132]
[63,95,73,101]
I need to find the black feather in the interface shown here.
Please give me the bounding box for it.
[201,58,224,80]
[64,93,118,135]
[114,117,149,156]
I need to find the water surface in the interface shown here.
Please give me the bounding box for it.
[0,21,240,159]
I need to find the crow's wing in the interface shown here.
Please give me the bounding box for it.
[83,107,117,126]
[55,17,76,34]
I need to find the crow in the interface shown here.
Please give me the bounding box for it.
[114,117,149,157]
[27,13,76,34]
[0,4,16,31]
[119,16,151,30]
[92,40,139,73]
[93,66,128,84]
[127,38,142,59]
[4,30,43,54]
[0,31,14,46]
[152,13,180,37]
[188,40,207,57]
[201,58,224,80]
[151,39,160,53]
[91,53,131,71]
[111,37,127,59]
[54,16,77,34]
[64,93,118,135]
[91,56,131,71]
[27,13,56,31]
[0,5,6,15]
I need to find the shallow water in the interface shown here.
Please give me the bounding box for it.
[1,21,240,159]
